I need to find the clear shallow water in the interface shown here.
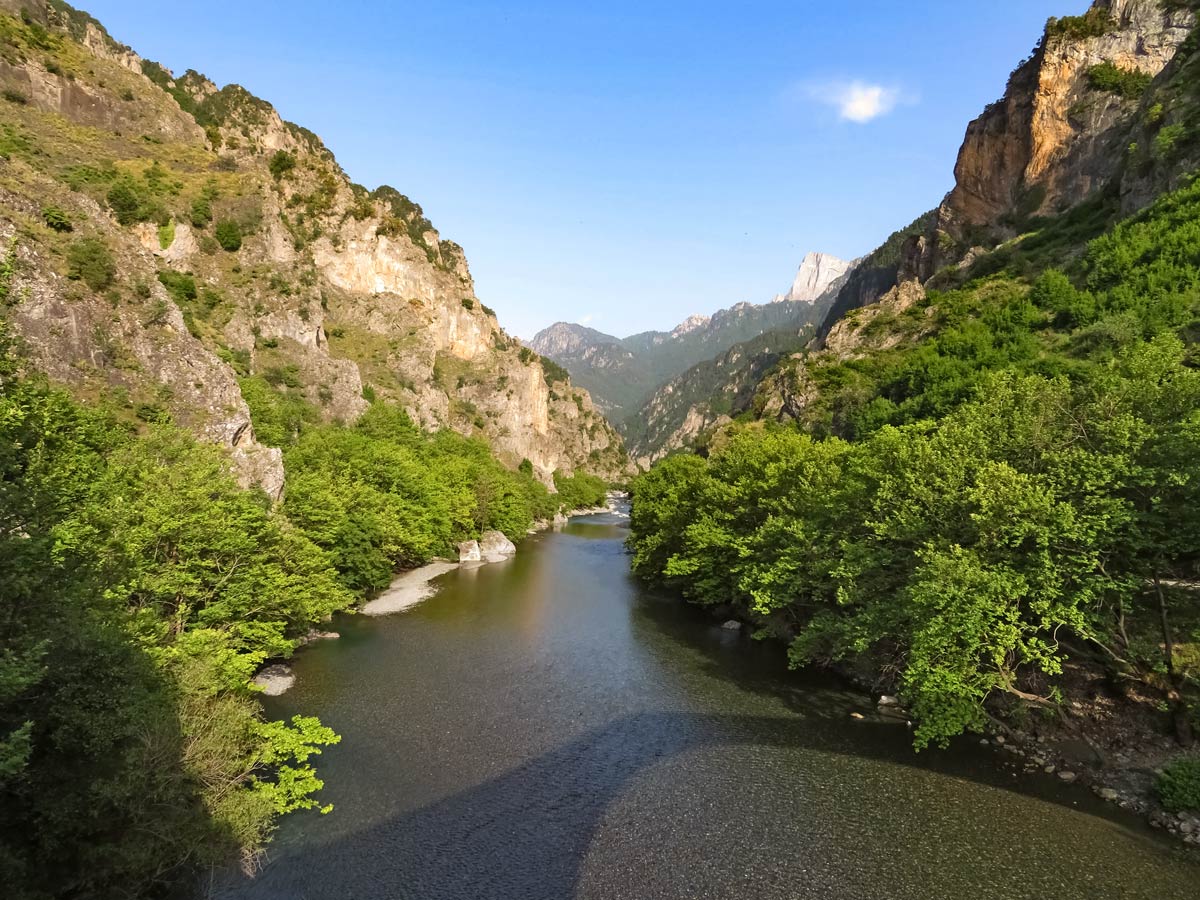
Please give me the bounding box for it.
[214,513,1199,899]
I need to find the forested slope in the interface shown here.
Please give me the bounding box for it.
[630,0,1200,772]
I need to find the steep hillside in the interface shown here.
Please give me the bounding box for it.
[759,0,1199,426]
[0,0,628,488]
[624,326,814,468]
[630,0,1200,794]
[530,251,848,429]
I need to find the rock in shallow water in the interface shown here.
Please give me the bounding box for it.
[479,530,517,562]
[253,664,295,696]
[721,620,742,631]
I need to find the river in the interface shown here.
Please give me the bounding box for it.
[214,510,1198,899]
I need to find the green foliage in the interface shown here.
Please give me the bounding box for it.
[268,150,296,180]
[0,362,349,898]
[157,219,175,249]
[65,237,114,291]
[540,355,570,385]
[461,297,475,310]
[1157,757,1200,812]
[1154,123,1187,158]
[1046,9,1114,41]
[105,176,142,225]
[1086,62,1152,99]
[156,269,196,305]
[214,218,243,251]
[553,470,607,512]
[190,194,213,227]
[40,205,72,232]
[0,239,14,306]
[631,174,1200,748]
[280,404,554,592]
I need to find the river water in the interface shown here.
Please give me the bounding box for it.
[215,511,1198,899]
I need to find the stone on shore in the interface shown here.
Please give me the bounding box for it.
[253,664,295,696]
[722,620,742,631]
[480,530,517,562]
[458,540,482,563]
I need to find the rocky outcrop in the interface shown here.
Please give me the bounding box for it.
[779,252,853,304]
[939,0,1194,242]
[0,0,628,493]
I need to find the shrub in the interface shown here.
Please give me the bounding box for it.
[190,196,212,227]
[268,150,296,180]
[461,298,475,310]
[66,238,115,291]
[214,219,242,251]
[2,89,28,104]
[1046,10,1114,41]
[1155,124,1187,159]
[157,270,197,305]
[106,177,144,225]
[1157,758,1200,813]
[41,205,73,232]
[157,220,175,249]
[1086,62,1152,99]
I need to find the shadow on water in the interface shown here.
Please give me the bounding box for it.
[213,515,1199,900]
[216,710,1195,900]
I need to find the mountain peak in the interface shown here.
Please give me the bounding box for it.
[784,252,853,304]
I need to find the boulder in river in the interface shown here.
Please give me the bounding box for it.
[480,530,517,562]
[877,694,900,708]
[253,664,296,696]
[722,620,742,631]
[458,540,482,563]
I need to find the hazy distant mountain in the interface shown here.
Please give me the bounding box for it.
[529,252,851,428]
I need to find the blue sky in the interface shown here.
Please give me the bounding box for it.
[84,1,1079,338]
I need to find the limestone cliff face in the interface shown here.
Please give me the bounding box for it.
[0,0,627,491]
[940,0,1193,240]
[765,0,1199,431]
[781,252,854,304]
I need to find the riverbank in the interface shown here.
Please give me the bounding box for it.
[253,497,630,696]
[702,599,1200,848]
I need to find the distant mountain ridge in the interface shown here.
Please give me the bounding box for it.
[529,252,851,428]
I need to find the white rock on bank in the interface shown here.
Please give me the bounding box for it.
[721,620,742,631]
[479,530,517,562]
[253,664,295,696]
[458,540,482,563]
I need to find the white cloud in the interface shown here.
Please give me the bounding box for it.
[579,314,594,325]
[803,80,906,123]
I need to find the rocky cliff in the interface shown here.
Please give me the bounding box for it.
[943,0,1191,234]
[753,0,1200,429]
[0,0,628,491]
[778,251,855,304]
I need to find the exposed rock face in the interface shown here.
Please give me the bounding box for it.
[0,0,628,493]
[780,252,853,304]
[823,280,931,359]
[940,0,1194,239]
[758,0,1200,431]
